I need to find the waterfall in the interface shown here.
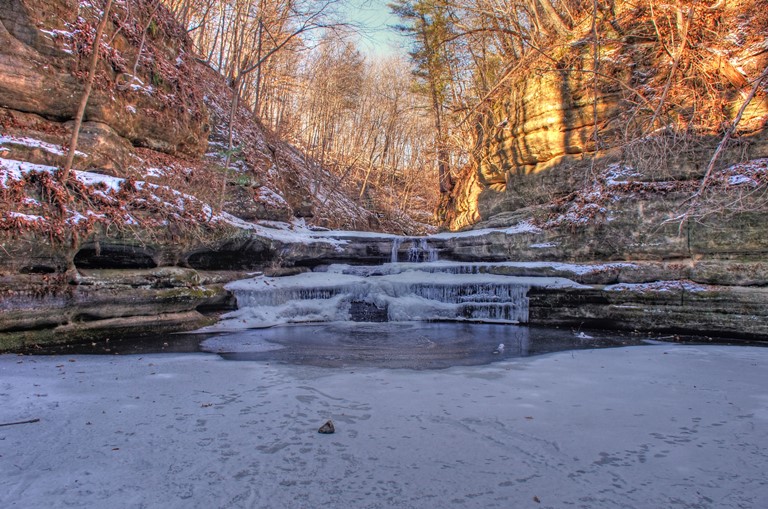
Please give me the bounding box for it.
[422,238,439,262]
[220,262,582,329]
[391,238,403,263]
[403,238,439,263]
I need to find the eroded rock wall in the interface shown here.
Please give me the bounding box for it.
[436,1,768,338]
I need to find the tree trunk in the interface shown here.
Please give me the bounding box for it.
[131,0,161,79]
[648,5,694,131]
[62,0,114,181]
[253,16,265,117]
[418,13,452,194]
[219,74,243,211]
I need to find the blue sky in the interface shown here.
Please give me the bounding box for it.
[343,0,407,56]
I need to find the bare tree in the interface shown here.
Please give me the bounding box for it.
[63,0,115,180]
[216,0,345,210]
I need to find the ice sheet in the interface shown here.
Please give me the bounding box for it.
[1,345,766,508]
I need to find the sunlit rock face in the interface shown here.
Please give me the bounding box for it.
[440,61,623,231]
[444,0,768,233]
[479,73,620,188]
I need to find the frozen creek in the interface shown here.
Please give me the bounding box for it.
[2,240,766,508]
[1,345,766,508]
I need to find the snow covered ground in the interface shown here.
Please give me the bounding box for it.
[1,344,766,508]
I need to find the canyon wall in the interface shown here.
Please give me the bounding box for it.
[442,0,768,234]
[434,1,768,339]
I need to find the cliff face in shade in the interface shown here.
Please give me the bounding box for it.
[0,0,209,162]
[0,0,380,228]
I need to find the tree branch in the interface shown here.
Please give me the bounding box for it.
[0,418,40,427]
[678,63,768,231]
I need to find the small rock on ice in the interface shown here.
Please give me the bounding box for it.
[318,420,335,434]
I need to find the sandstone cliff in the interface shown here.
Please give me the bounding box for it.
[442,0,768,232]
[1,0,207,165]
[435,0,768,338]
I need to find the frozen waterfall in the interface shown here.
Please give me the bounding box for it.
[390,238,403,263]
[391,238,438,263]
[216,261,586,330]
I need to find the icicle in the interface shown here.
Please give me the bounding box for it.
[220,266,571,328]
[405,238,439,263]
[407,240,420,262]
[391,238,403,263]
[420,238,439,262]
